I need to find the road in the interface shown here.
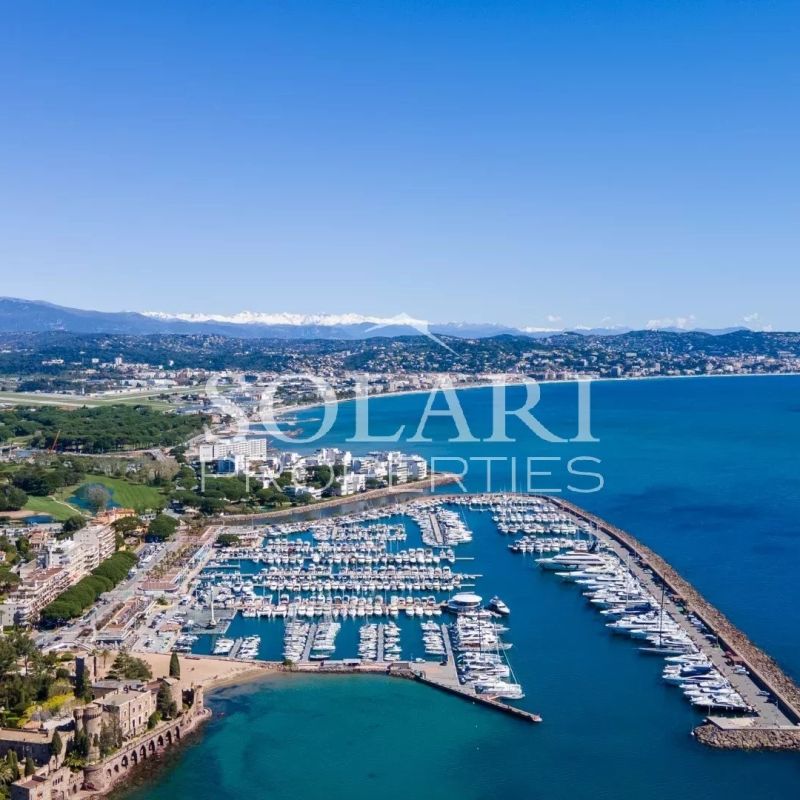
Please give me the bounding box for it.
[35,535,186,652]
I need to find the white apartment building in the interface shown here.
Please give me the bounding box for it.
[405,455,428,480]
[75,524,117,567]
[1,566,72,625]
[334,473,367,496]
[43,523,116,581]
[197,436,269,462]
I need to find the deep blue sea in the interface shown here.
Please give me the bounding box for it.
[125,376,800,800]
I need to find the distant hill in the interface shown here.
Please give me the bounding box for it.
[0,297,756,340]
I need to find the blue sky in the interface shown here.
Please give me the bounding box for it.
[0,1,798,330]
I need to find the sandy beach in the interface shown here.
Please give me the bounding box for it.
[125,651,282,692]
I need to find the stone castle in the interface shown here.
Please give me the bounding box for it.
[5,656,209,800]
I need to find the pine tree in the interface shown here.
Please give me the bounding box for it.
[24,757,35,777]
[7,750,19,781]
[156,683,177,720]
[50,730,63,758]
[169,652,181,679]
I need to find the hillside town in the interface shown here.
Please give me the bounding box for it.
[3,329,800,401]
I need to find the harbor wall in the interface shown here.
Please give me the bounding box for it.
[210,472,458,525]
[82,706,211,794]
[546,496,800,731]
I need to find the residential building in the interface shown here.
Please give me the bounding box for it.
[3,567,72,625]
[334,473,366,496]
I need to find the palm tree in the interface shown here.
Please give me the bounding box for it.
[0,755,16,787]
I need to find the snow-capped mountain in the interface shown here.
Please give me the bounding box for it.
[142,310,399,327]
[0,298,749,340]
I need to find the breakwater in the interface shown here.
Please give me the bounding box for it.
[547,495,800,748]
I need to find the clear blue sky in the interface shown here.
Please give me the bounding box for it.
[1,1,798,330]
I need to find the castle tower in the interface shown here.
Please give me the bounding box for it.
[73,707,84,733]
[75,655,95,690]
[161,677,182,712]
[83,704,103,762]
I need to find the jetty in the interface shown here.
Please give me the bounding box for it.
[410,624,541,723]
[428,511,446,545]
[287,624,542,724]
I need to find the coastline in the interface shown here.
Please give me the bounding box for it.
[175,491,800,751]
[69,484,799,800]
[129,651,282,693]
[272,371,800,420]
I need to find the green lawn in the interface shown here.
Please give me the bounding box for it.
[74,476,166,512]
[18,476,166,522]
[22,495,82,521]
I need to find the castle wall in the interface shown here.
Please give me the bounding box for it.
[10,701,210,800]
[83,705,210,794]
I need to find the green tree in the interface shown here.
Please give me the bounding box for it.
[107,652,152,681]
[112,516,141,536]
[147,514,178,541]
[156,683,177,720]
[60,516,86,537]
[0,485,27,512]
[24,756,35,777]
[84,485,112,513]
[6,751,19,782]
[15,537,31,562]
[169,652,181,679]
[50,731,63,758]
[98,719,122,757]
[0,569,20,598]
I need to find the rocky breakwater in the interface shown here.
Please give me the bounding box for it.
[694,724,800,751]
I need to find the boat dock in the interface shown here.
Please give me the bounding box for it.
[186,607,235,636]
[428,512,445,545]
[287,623,542,723]
[301,624,317,662]
[411,625,541,723]
[376,624,385,662]
[545,495,800,747]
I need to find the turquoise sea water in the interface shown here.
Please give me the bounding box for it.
[125,376,800,800]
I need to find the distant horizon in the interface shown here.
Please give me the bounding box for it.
[0,295,790,334]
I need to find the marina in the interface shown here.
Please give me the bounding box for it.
[164,492,800,746]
